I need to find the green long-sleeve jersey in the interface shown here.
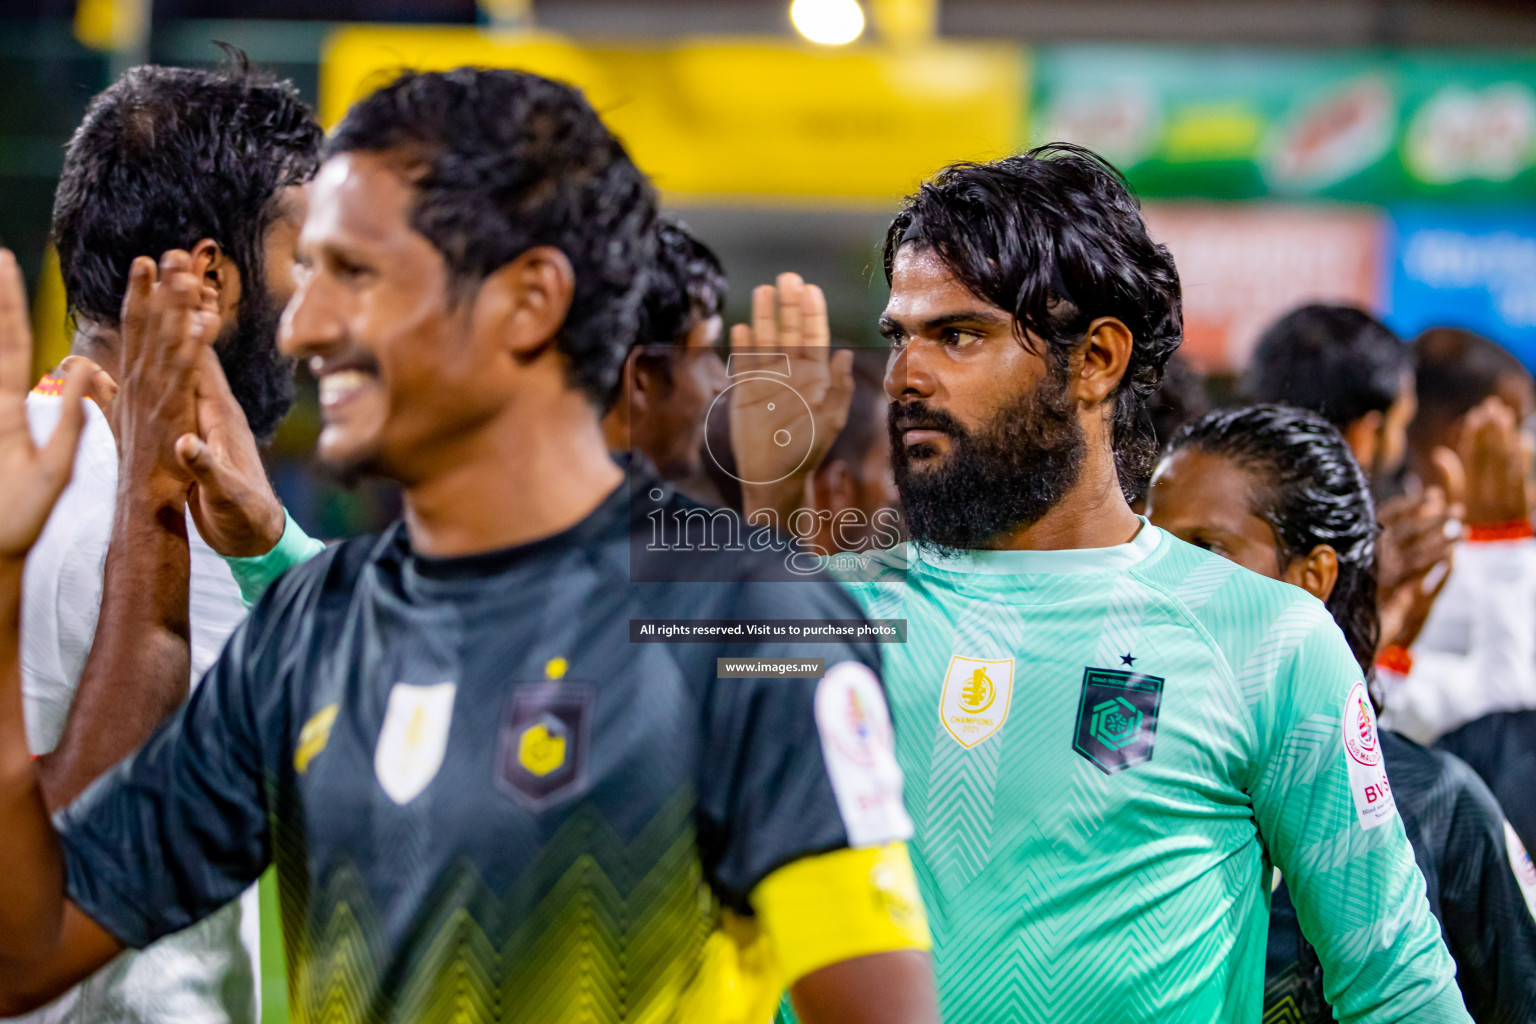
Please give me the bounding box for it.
[828,522,1468,1023]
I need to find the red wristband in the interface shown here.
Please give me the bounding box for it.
[1467,519,1535,542]
[1376,645,1414,677]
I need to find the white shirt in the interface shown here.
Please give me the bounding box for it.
[13,392,259,1024]
[1382,536,1536,744]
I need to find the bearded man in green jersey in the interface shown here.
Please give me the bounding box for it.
[730,145,1471,1023]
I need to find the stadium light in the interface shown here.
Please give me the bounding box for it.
[791,0,866,45]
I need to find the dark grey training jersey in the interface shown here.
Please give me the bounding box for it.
[54,477,914,1022]
[1437,709,1536,857]
[1265,730,1536,1024]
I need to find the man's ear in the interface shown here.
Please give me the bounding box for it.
[1282,543,1340,604]
[622,348,653,417]
[1074,316,1133,407]
[812,458,855,516]
[188,238,241,324]
[472,245,576,362]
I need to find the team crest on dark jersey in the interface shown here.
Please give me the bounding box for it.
[1072,668,1164,775]
[497,682,593,810]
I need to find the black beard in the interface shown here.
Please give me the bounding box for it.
[214,289,295,443]
[890,367,1085,553]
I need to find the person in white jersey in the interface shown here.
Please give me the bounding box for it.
[9,59,320,1022]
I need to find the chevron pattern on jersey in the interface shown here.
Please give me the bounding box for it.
[1263,961,1323,1024]
[1166,555,1241,614]
[1266,712,1337,792]
[922,726,1000,898]
[840,529,1465,1023]
[273,788,712,1024]
[1231,602,1329,706]
[917,599,1022,897]
[1087,575,1151,666]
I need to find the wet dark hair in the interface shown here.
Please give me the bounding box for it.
[1243,304,1408,429]
[327,67,657,405]
[52,55,322,327]
[883,143,1183,501]
[636,217,727,346]
[617,217,729,407]
[1167,405,1379,675]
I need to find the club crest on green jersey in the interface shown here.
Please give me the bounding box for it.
[939,655,1014,748]
[374,681,457,805]
[1072,668,1164,774]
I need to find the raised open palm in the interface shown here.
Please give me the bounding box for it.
[0,251,91,562]
[727,273,855,520]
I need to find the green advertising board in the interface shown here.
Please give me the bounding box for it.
[1031,46,1536,202]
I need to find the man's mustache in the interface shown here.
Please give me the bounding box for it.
[889,400,966,438]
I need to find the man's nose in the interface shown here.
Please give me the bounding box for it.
[278,277,346,361]
[887,344,935,401]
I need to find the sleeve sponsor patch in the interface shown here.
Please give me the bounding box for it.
[814,661,913,847]
[1342,681,1396,830]
[1505,820,1536,921]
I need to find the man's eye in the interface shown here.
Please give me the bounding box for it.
[335,259,372,282]
[943,329,981,347]
[881,329,907,350]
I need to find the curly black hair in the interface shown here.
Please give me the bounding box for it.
[52,53,322,328]
[636,216,727,346]
[326,67,657,406]
[612,216,729,409]
[1243,304,1409,429]
[882,143,1183,501]
[1167,404,1380,676]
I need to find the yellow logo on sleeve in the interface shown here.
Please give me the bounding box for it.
[294,704,339,774]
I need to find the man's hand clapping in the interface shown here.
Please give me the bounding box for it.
[0,251,92,563]
[113,251,220,506]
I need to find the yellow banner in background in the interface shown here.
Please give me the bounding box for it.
[322,28,1027,202]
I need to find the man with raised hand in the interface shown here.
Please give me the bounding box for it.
[0,68,937,1024]
[0,248,221,1009]
[11,60,320,1024]
[742,146,1469,1022]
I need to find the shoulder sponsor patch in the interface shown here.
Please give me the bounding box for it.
[938,655,1014,748]
[1342,681,1395,830]
[815,661,912,846]
[496,682,593,811]
[1072,667,1164,774]
[1505,820,1536,921]
[374,682,456,806]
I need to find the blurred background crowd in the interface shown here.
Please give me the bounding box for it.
[7,0,1536,539]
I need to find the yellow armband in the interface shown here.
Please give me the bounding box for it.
[676,844,929,1024]
[754,842,931,986]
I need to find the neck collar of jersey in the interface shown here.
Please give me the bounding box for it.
[403,476,630,582]
[913,518,1161,576]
